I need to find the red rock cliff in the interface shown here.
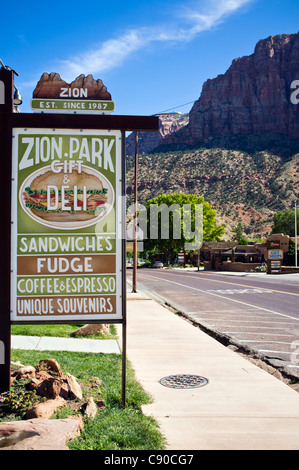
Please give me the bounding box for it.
[126,113,189,155]
[186,33,299,143]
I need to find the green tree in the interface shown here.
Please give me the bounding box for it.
[144,192,225,264]
[284,240,296,266]
[231,222,248,245]
[272,209,299,236]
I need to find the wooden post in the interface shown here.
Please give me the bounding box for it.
[0,68,14,392]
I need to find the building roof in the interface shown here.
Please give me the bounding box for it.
[202,242,238,252]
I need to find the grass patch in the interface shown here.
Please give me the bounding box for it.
[70,408,165,450]
[11,324,117,340]
[9,349,166,450]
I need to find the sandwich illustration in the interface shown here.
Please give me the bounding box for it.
[22,168,109,222]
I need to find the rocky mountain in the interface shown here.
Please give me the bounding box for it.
[128,33,299,154]
[126,113,189,155]
[183,32,299,145]
[126,33,299,240]
[126,142,299,240]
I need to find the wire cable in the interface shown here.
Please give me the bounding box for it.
[153,100,195,115]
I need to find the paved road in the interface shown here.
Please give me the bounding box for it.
[127,268,299,377]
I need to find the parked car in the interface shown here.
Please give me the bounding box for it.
[152,261,164,268]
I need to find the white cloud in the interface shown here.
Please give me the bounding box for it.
[57,0,253,81]
[175,0,254,40]
[59,30,148,80]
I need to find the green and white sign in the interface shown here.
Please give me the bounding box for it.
[31,99,115,114]
[11,128,123,322]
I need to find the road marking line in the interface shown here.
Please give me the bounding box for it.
[140,273,299,322]
[199,319,297,324]
[223,332,294,336]
[258,349,292,354]
[207,288,270,294]
[238,340,294,344]
[192,310,257,313]
[183,314,298,324]
[228,326,297,329]
[166,271,299,297]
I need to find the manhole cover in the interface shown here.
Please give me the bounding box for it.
[159,374,208,389]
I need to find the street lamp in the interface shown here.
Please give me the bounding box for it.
[14,86,22,105]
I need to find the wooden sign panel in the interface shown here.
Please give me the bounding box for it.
[11,128,123,322]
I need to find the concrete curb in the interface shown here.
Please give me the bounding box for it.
[11,336,120,354]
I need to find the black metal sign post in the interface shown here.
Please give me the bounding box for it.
[121,131,127,408]
[0,69,159,407]
[0,68,14,393]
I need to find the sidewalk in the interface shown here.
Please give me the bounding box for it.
[11,291,299,450]
[121,290,299,450]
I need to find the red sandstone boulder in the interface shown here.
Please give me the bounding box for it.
[25,397,66,419]
[0,418,82,450]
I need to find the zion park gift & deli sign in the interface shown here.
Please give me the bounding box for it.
[12,73,121,322]
[11,128,122,321]
[0,68,158,394]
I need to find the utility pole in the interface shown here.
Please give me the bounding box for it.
[295,201,298,267]
[132,132,138,293]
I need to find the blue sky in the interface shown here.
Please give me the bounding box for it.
[1,0,299,116]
